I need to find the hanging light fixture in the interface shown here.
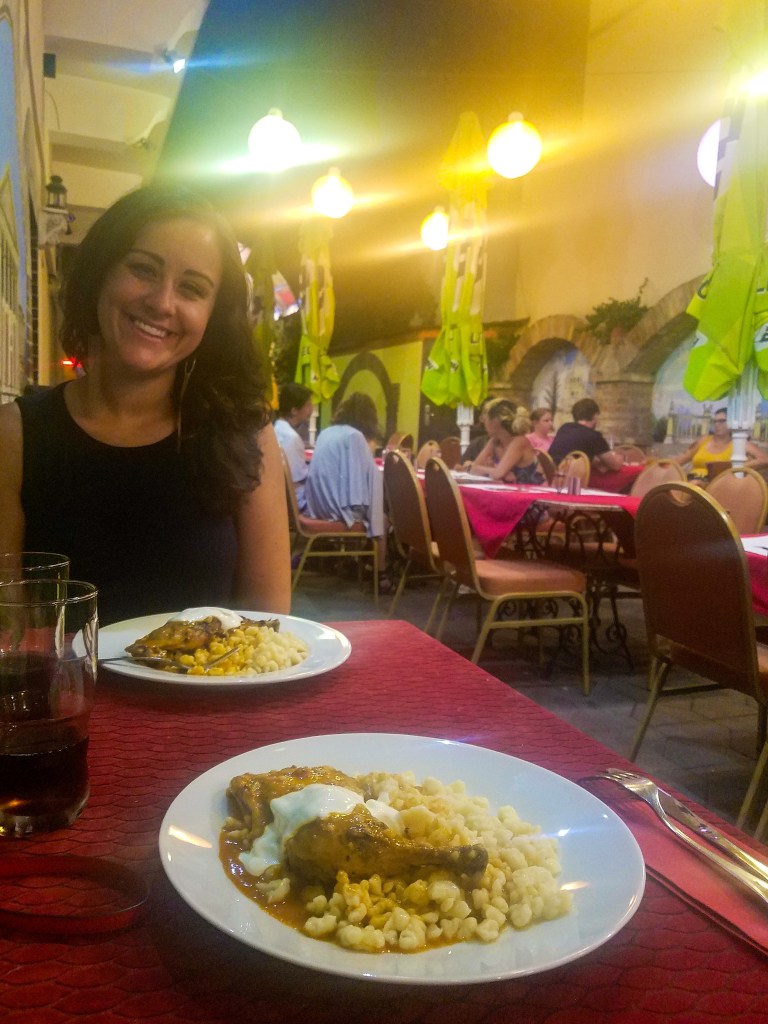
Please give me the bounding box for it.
[247,108,302,172]
[696,119,720,187]
[486,112,542,179]
[311,167,354,218]
[420,206,449,251]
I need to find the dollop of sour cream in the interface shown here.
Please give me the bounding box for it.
[239,783,402,877]
[171,607,243,631]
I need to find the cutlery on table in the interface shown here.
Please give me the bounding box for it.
[580,768,768,907]
[100,646,242,674]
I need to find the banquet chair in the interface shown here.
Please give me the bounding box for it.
[438,436,462,469]
[614,444,646,464]
[423,457,590,692]
[282,459,379,604]
[536,449,557,485]
[629,457,686,499]
[382,450,444,626]
[557,451,591,488]
[385,431,414,455]
[415,440,441,470]
[631,481,768,836]
[705,466,768,535]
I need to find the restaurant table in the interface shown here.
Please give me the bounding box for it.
[1,620,767,1024]
[457,481,641,559]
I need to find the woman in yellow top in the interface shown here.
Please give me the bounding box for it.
[675,408,767,479]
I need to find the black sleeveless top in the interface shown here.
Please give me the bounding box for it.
[17,385,238,625]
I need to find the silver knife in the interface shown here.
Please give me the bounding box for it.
[654,784,768,885]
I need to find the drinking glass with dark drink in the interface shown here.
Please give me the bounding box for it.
[0,578,97,837]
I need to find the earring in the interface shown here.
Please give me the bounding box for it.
[176,358,197,451]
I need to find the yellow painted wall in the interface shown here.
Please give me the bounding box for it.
[322,337,426,442]
[495,0,754,325]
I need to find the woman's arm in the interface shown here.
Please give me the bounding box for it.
[744,441,768,469]
[0,402,24,553]
[468,439,497,475]
[233,423,292,613]
[674,440,700,467]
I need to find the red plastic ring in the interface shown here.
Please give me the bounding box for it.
[0,854,149,935]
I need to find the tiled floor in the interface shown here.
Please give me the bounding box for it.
[291,567,764,827]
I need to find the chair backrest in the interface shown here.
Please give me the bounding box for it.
[558,451,591,486]
[635,482,759,696]
[614,444,646,463]
[415,440,441,470]
[706,466,768,535]
[630,458,686,498]
[423,457,479,588]
[536,449,557,485]
[385,431,414,453]
[383,450,438,570]
[439,436,462,469]
[282,456,302,534]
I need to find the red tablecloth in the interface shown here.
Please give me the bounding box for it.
[589,463,645,494]
[1,620,766,1023]
[459,484,641,557]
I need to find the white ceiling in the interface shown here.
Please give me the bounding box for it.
[42,0,208,217]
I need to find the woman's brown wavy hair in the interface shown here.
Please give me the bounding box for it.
[59,184,272,515]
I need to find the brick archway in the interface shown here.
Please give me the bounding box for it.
[500,315,596,400]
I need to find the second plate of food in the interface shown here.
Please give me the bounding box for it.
[97,611,350,686]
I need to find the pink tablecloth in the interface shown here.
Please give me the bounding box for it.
[459,483,641,557]
[1,620,766,1024]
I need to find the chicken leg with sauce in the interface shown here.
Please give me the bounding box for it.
[284,805,488,884]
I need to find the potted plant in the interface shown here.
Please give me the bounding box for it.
[585,278,649,344]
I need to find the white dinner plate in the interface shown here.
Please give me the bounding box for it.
[158,733,645,984]
[98,612,350,687]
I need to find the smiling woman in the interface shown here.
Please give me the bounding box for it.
[0,185,291,624]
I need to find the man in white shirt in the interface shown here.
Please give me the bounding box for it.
[274,383,314,511]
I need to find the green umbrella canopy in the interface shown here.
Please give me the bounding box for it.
[295,219,340,403]
[421,112,491,409]
[684,32,768,402]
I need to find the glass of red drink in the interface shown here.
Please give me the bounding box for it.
[0,578,97,837]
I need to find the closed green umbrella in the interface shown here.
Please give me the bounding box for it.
[684,58,768,404]
[295,220,340,404]
[421,112,490,410]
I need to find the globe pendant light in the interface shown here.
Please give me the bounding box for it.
[247,108,302,172]
[311,167,354,218]
[420,206,449,251]
[697,119,720,187]
[487,112,542,179]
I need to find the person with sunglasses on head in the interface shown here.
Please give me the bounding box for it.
[674,407,768,480]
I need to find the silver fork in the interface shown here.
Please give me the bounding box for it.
[101,646,241,674]
[582,769,768,908]
[597,768,768,884]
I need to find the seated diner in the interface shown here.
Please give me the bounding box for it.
[466,399,545,484]
[674,407,768,479]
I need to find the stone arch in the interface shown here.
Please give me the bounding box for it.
[334,350,401,438]
[622,276,701,376]
[499,315,596,404]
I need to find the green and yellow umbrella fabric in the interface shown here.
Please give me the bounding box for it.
[684,43,768,401]
[295,219,340,403]
[421,112,490,408]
